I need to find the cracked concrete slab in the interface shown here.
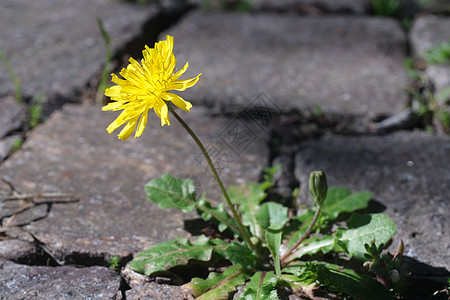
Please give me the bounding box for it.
[0,103,269,263]
[0,259,120,299]
[410,15,450,98]
[166,11,408,123]
[294,131,450,270]
[0,0,159,99]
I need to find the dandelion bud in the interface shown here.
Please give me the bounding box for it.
[309,171,328,206]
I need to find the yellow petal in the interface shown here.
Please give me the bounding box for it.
[104,85,122,100]
[154,100,170,126]
[162,93,192,112]
[106,110,128,133]
[135,107,149,138]
[168,73,202,91]
[117,117,139,141]
[172,62,188,81]
[102,100,122,112]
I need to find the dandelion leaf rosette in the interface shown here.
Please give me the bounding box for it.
[255,202,289,230]
[310,263,394,300]
[321,187,372,220]
[130,235,228,276]
[284,214,396,262]
[265,223,282,276]
[238,271,279,300]
[227,183,267,237]
[336,213,397,260]
[185,265,250,300]
[144,174,196,212]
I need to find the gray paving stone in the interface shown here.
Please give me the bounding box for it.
[0,103,269,262]
[417,0,450,14]
[0,97,26,140]
[126,282,193,300]
[0,259,120,299]
[167,11,408,124]
[250,0,370,13]
[410,15,450,98]
[294,131,450,270]
[0,135,21,162]
[191,0,370,13]
[0,0,158,99]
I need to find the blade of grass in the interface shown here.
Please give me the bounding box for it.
[0,47,22,103]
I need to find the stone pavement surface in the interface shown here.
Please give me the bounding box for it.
[0,0,158,99]
[172,11,407,123]
[295,132,450,269]
[0,0,449,299]
[410,15,450,96]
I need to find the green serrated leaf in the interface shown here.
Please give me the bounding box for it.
[336,213,397,260]
[228,183,266,206]
[285,235,337,262]
[322,187,372,220]
[256,202,289,230]
[228,183,266,237]
[129,235,228,276]
[223,242,258,269]
[145,174,196,212]
[186,265,250,300]
[265,223,282,276]
[282,263,315,283]
[311,263,394,300]
[237,271,279,300]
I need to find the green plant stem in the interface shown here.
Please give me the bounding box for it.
[0,47,22,103]
[167,103,258,254]
[280,205,322,265]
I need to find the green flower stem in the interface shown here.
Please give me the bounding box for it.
[280,204,322,265]
[167,103,258,254]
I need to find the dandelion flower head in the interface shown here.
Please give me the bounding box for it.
[103,35,201,141]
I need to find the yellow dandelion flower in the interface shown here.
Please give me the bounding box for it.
[102,35,201,141]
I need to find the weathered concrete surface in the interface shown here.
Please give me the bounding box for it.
[0,0,158,98]
[410,16,450,98]
[168,12,408,124]
[126,282,193,300]
[0,103,269,262]
[0,97,25,140]
[0,135,21,162]
[191,0,370,13]
[0,97,26,162]
[250,0,370,13]
[294,131,450,270]
[0,259,119,299]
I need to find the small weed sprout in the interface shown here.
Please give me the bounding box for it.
[11,138,24,151]
[108,256,120,271]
